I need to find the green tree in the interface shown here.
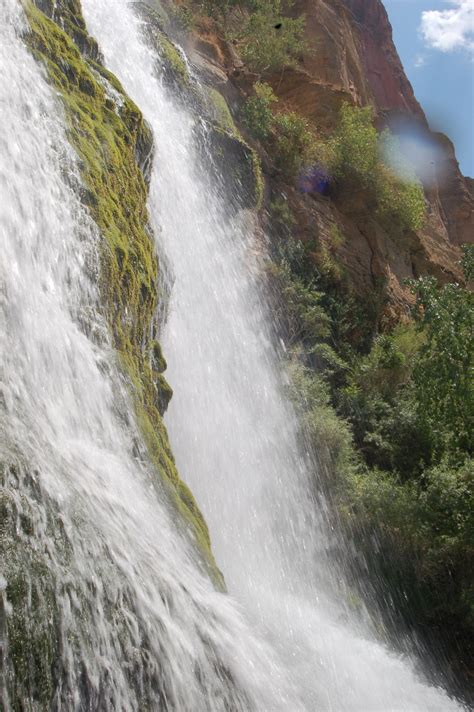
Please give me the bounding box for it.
[236,0,306,74]
[273,111,316,178]
[241,81,277,140]
[328,103,425,232]
[331,103,379,185]
[410,255,474,456]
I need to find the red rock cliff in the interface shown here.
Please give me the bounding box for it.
[190,0,473,310]
[271,0,473,306]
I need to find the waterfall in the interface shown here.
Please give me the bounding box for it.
[1,1,298,709]
[79,1,464,710]
[1,0,466,707]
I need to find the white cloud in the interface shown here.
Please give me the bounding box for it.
[420,0,474,53]
[414,54,426,67]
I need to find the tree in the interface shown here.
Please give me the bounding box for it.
[236,0,306,74]
[241,82,277,140]
[410,248,474,456]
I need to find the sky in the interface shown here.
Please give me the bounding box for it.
[383,0,474,177]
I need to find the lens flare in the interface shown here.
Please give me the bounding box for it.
[381,120,446,187]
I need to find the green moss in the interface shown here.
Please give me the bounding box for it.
[205,86,237,134]
[158,34,190,87]
[23,1,221,585]
[134,3,191,89]
[250,147,264,209]
[200,84,264,209]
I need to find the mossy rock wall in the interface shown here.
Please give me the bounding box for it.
[24,0,218,577]
[0,16,227,707]
[5,1,225,704]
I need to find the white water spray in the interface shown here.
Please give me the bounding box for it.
[1,2,299,709]
[81,1,464,709]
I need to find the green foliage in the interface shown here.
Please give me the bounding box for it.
[375,165,425,232]
[317,224,346,281]
[331,104,379,185]
[327,103,426,232]
[339,328,431,475]
[272,111,316,178]
[199,0,240,21]
[170,3,195,30]
[270,196,296,230]
[462,243,474,281]
[236,0,306,74]
[242,85,316,179]
[199,0,305,73]
[272,230,473,658]
[241,81,277,140]
[409,258,474,457]
[288,358,358,479]
[273,262,331,346]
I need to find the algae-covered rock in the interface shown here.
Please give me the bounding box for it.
[22,0,221,574]
[135,1,192,90]
[5,3,226,705]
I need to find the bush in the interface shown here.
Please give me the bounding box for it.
[331,104,379,185]
[409,254,474,457]
[375,165,425,232]
[243,87,317,179]
[273,111,317,178]
[327,103,426,232]
[241,81,277,140]
[288,358,358,479]
[270,260,331,345]
[236,0,306,74]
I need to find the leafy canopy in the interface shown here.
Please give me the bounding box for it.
[409,247,474,456]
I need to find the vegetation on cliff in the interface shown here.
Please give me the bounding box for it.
[201,0,306,73]
[270,224,473,678]
[242,85,425,229]
[174,0,471,683]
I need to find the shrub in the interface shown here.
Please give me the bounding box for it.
[241,81,277,140]
[331,103,379,186]
[288,358,358,478]
[375,165,425,232]
[409,255,474,457]
[328,103,426,232]
[273,111,317,178]
[270,261,331,345]
[236,0,306,74]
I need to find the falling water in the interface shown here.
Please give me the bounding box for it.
[1,1,301,709]
[80,1,465,710]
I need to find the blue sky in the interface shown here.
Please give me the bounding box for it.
[383,0,474,177]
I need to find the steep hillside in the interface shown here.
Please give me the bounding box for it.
[186,0,473,312]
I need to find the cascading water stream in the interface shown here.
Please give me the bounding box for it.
[80,1,465,710]
[1,2,301,709]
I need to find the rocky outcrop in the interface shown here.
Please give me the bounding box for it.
[186,0,472,312]
[280,0,473,304]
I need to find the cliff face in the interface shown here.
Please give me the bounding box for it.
[277,0,472,306]
[281,0,423,121]
[190,0,472,313]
